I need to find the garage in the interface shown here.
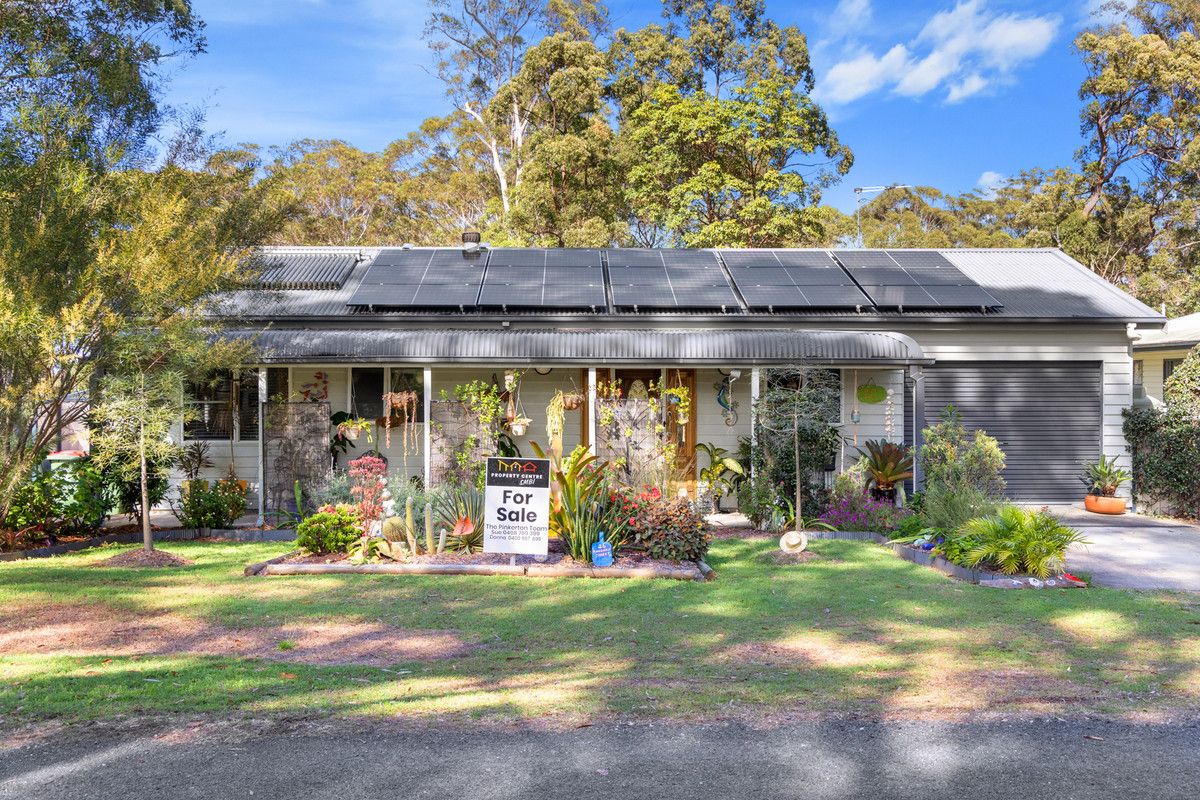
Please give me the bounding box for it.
[920,362,1102,502]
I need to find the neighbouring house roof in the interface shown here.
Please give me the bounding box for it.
[224,328,933,366]
[214,246,1165,325]
[1133,312,1200,352]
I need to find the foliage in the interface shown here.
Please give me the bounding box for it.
[696,442,744,507]
[818,492,910,534]
[1123,405,1200,517]
[295,505,362,554]
[176,443,214,482]
[1081,454,1131,497]
[955,507,1087,579]
[751,367,842,519]
[857,440,914,492]
[348,455,388,524]
[429,484,485,553]
[176,478,248,530]
[438,380,506,490]
[314,470,354,507]
[919,405,1006,496]
[918,483,1001,535]
[3,461,110,545]
[1162,345,1200,420]
[595,380,683,492]
[543,445,630,563]
[625,488,710,562]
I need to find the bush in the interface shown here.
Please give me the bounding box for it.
[4,461,110,545]
[919,483,1000,534]
[1163,344,1200,419]
[818,491,910,533]
[1123,405,1200,517]
[296,505,362,554]
[104,452,172,524]
[627,489,710,561]
[176,478,247,529]
[919,405,1006,495]
[949,507,1086,578]
[313,470,354,506]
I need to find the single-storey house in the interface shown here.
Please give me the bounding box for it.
[184,245,1164,520]
[1132,312,1199,405]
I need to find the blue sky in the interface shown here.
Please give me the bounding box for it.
[170,0,1119,212]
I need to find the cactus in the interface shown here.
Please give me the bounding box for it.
[381,516,406,542]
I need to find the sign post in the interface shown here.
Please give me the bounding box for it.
[483,457,551,557]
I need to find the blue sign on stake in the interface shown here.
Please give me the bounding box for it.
[591,531,614,567]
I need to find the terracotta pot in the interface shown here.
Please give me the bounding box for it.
[1085,494,1126,515]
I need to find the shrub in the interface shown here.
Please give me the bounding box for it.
[176,478,247,529]
[544,445,631,563]
[953,507,1087,578]
[348,454,388,523]
[4,461,110,545]
[919,405,1006,495]
[1123,405,1200,517]
[1163,344,1200,419]
[818,492,910,533]
[627,489,710,561]
[919,483,1000,534]
[296,505,362,554]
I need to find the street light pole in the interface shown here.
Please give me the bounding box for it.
[853,184,912,248]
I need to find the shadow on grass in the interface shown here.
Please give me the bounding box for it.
[0,538,1197,723]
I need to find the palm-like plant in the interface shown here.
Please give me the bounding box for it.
[533,443,630,562]
[430,485,484,552]
[857,440,914,491]
[1081,454,1131,497]
[960,506,1087,578]
[696,442,745,507]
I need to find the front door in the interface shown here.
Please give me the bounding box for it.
[609,369,697,497]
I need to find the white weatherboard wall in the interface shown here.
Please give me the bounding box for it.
[1135,347,1191,405]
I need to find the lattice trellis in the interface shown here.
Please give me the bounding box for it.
[264,401,331,514]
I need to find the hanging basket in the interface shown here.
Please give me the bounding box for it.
[561,393,584,411]
[857,380,887,405]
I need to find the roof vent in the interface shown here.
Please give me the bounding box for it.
[461,231,481,252]
[401,243,415,250]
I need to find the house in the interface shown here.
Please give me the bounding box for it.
[1132,312,1200,405]
[184,245,1164,521]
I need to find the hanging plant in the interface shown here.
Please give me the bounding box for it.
[381,390,419,451]
[661,385,691,424]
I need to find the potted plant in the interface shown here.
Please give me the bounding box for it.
[336,417,373,443]
[561,393,584,411]
[696,442,744,513]
[857,440,914,502]
[1082,455,1130,515]
[506,416,532,437]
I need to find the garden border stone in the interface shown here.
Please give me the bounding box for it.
[255,559,706,581]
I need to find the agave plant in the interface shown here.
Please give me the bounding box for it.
[430,485,484,552]
[960,506,1087,578]
[1081,454,1130,497]
[856,440,914,492]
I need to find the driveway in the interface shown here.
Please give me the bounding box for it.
[1,719,1197,800]
[1043,504,1200,591]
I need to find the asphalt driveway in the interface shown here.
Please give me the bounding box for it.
[1,719,1198,800]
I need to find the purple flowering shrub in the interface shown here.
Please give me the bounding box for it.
[818,492,910,533]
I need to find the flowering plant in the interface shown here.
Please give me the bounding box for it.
[349,455,388,528]
[818,492,910,533]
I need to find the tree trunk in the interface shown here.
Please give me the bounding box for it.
[793,410,803,533]
[140,416,152,552]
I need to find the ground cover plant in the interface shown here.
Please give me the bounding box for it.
[0,539,1195,727]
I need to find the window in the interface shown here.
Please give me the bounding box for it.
[236,367,289,441]
[184,373,233,440]
[1133,360,1144,387]
[351,368,385,420]
[1164,358,1184,383]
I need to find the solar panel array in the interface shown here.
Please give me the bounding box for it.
[833,251,1002,310]
[718,250,871,309]
[481,248,605,309]
[346,248,486,308]
[344,248,1003,313]
[607,249,739,310]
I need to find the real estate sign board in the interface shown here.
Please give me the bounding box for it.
[483,457,550,556]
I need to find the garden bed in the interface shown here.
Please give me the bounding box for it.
[249,549,708,581]
[889,542,1086,588]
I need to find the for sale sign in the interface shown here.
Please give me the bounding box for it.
[483,457,551,556]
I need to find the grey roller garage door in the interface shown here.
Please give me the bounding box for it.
[921,362,1102,502]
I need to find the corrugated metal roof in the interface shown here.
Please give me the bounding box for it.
[251,251,362,291]
[226,328,932,366]
[215,246,1165,324]
[1134,311,1200,349]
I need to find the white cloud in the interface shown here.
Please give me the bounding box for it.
[818,44,910,104]
[976,170,1006,197]
[816,0,1060,105]
[830,0,873,33]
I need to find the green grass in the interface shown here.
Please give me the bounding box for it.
[0,538,1197,725]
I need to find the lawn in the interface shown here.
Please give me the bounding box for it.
[0,538,1197,726]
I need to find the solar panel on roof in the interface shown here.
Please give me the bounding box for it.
[672,284,739,308]
[545,249,602,267]
[411,283,481,307]
[786,266,858,287]
[856,285,938,308]
[542,284,606,307]
[605,249,665,267]
[773,251,839,268]
[737,285,810,308]
[718,251,781,268]
[837,251,1004,309]
[368,249,433,267]
[610,284,676,307]
[799,286,873,307]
